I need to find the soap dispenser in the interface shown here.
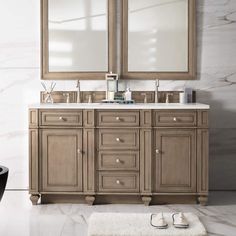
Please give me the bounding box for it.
[124,88,132,101]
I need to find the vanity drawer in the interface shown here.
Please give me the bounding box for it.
[98,151,139,171]
[98,172,139,192]
[154,111,197,127]
[98,129,139,150]
[97,111,139,127]
[40,110,82,126]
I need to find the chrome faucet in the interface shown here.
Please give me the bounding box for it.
[88,93,93,103]
[76,80,81,103]
[165,93,172,103]
[63,93,70,103]
[155,79,159,103]
[141,93,147,103]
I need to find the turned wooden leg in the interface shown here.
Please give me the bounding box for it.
[142,196,152,206]
[30,194,40,205]
[85,195,95,205]
[198,195,208,206]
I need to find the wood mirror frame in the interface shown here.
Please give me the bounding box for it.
[121,0,196,80]
[41,0,117,80]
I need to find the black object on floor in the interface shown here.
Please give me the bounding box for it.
[0,165,9,202]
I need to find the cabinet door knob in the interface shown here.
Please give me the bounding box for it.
[116,158,121,163]
[173,117,177,122]
[116,180,121,185]
[116,138,121,142]
[59,116,64,121]
[116,117,120,121]
[77,149,82,154]
[156,149,160,154]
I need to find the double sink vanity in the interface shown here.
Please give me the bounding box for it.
[29,103,209,206]
[30,0,209,206]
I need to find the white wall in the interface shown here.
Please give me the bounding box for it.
[0,0,236,190]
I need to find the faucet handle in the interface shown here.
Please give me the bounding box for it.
[141,93,147,103]
[88,93,94,103]
[76,80,81,103]
[88,95,92,103]
[76,80,80,88]
[155,79,159,103]
[63,93,70,103]
[165,93,172,104]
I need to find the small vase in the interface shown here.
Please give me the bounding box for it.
[44,92,54,104]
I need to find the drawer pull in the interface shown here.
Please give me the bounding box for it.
[116,117,121,121]
[173,117,177,122]
[116,158,121,163]
[116,138,121,142]
[156,149,160,154]
[59,116,66,121]
[116,180,121,185]
[77,149,82,154]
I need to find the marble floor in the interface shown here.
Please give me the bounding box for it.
[0,191,236,236]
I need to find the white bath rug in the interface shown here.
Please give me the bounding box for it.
[88,213,207,236]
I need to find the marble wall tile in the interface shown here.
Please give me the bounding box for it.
[209,128,236,190]
[0,69,40,189]
[0,0,236,190]
[0,0,40,68]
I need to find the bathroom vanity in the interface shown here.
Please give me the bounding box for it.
[29,103,209,206]
[34,0,205,206]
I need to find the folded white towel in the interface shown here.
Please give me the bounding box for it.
[88,213,207,236]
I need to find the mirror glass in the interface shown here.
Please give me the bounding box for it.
[48,0,108,72]
[128,0,188,72]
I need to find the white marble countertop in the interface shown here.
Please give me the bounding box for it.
[29,103,210,110]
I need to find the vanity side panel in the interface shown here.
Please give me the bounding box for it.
[29,129,39,193]
[140,110,152,127]
[29,109,38,128]
[140,129,152,194]
[197,110,209,128]
[83,129,95,193]
[197,129,209,194]
[83,110,95,127]
[140,110,152,194]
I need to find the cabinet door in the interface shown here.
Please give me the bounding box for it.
[154,129,196,193]
[41,129,83,192]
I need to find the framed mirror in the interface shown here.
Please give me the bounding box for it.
[41,0,116,80]
[121,0,196,80]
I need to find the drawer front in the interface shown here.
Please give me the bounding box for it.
[97,111,139,127]
[98,151,139,171]
[99,129,139,150]
[40,110,82,126]
[154,111,196,127]
[98,172,139,192]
